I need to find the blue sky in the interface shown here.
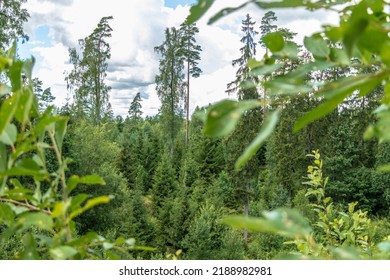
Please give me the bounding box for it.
[165,0,197,8]
[20,0,336,117]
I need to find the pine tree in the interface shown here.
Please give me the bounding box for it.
[179,20,202,146]
[128,92,143,121]
[65,16,113,125]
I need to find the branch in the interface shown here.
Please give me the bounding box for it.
[0,198,51,215]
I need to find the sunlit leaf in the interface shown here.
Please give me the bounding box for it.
[18,212,53,231]
[0,203,15,225]
[378,241,390,253]
[263,32,285,52]
[50,246,78,260]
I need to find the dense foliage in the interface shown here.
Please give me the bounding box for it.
[1,0,390,260]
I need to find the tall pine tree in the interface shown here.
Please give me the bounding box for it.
[179,20,202,146]
[65,16,113,125]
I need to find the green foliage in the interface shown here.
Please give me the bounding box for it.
[65,16,113,125]
[303,151,375,253]
[0,0,29,49]
[0,44,136,259]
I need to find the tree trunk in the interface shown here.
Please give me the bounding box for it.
[244,180,250,245]
[186,50,190,147]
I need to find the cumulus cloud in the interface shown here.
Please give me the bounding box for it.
[22,0,339,117]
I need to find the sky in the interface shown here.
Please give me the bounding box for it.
[18,0,339,117]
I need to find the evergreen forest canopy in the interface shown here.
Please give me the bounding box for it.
[0,0,390,260]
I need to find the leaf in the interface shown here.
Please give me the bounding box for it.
[67,175,106,194]
[22,233,40,260]
[0,92,19,137]
[8,60,24,92]
[187,0,216,24]
[0,203,15,224]
[69,196,111,219]
[0,123,17,146]
[294,73,385,131]
[263,32,285,53]
[3,158,43,177]
[69,194,90,212]
[50,246,78,260]
[55,117,68,152]
[204,99,261,137]
[235,109,280,170]
[304,35,330,59]
[208,2,250,24]
[18,212,53,231]
[377,241,390,253]
[273,41,299,59]
[342,1,369,57]
[14,89,34,125]
[223,208,312,238]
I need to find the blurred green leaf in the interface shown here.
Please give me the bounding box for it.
[295,73,384,131]
[14,89,34,125]
[0,203,15,224]
[187,0,215,24]
[377,241,390,253]
[22,233,40,260]
[263,32,285,52]
[304,35,330,59]
[342,2,369,57]
[67,175,106,194]
[50,246,78,260]
[69,196,111,219]
[208,2,249,24]
[204,99,260,137]
[0,123,17,146]
[273,41,298,59]
[8,60,24,92]
[18,212,53,231]
[0,92,19,137]
[235,109,280,170]
[223,208,312,238]
[55,117,68,152]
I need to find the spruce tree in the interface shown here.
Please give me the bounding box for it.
[154,27,185,152]
[226,14,258,98]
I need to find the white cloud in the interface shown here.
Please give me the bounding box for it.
[22,0,339,117]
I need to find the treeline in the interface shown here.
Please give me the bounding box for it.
[1,0,389,259]
[46,11,389,259]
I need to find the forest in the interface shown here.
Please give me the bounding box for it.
[0,0,390,260]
